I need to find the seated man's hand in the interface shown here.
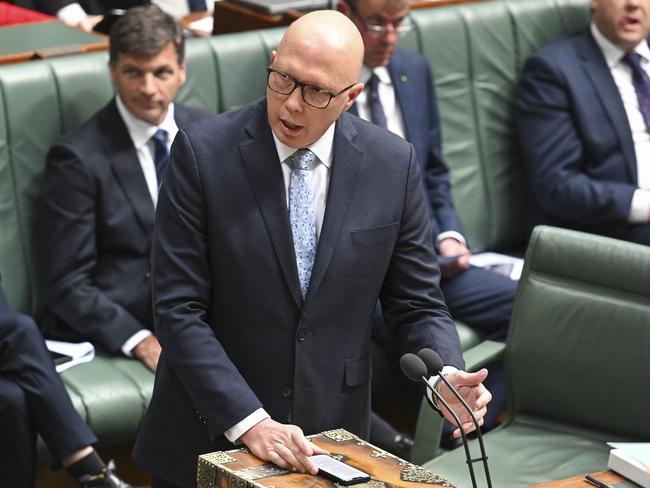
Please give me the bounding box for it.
[132,334,161,372]
[72,15,103,32]
[240,418,329,474]
[438,238,471,277]
[437,369,491,438]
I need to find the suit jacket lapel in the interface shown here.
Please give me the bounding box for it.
[101,100,155,236]
[306,114,362,303]
[578,31,637,182]
[239,100,303,308]
[388,54,417,142]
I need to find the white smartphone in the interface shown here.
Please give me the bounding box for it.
[310,454,371,486]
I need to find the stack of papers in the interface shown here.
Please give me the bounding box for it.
[469,252,524,281]
[45,340,95,373]
[607,442,650,488]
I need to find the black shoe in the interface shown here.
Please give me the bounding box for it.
[78,460,140,488]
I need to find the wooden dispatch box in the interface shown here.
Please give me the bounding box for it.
[197,428,456,488]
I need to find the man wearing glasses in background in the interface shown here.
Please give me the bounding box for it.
[338,0,515,449]
[133,10,492,487]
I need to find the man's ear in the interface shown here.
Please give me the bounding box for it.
[336,0,350,17]
[270,50,277,65]
[342,83,364,111]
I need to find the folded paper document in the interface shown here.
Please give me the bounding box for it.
[46,340,95,373]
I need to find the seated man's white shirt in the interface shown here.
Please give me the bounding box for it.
[115,95,178,355]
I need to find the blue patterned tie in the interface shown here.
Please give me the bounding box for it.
[624,52,650,131]
[151,128,170,186]
[367,73,387,129]
[288,149,318,298]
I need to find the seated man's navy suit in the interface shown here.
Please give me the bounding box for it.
[39,99,206,353]
[0,286,96,487]
[351,49,513,430]
[351,49,516,341]
[517,30,650,245]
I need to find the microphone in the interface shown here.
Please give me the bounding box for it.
[399,353,479,488]
[417,348,492,488]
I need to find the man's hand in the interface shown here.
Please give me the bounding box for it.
[438,238,471,277]
[72,15,103,32]
[436,369,491,438]
[132,335,161,372]
[240,418,329,474]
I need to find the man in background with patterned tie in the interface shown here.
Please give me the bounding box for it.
[39,5,207,372]
[134,10,492,488]
[517,0,650,244]
[338,0,515,449]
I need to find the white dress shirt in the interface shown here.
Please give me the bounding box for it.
[115,95,178,355]
[223,123,335,443]
[591,23,650,223]
[356,65,466,246]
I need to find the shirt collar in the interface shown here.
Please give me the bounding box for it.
[591,22,650,68]
[273,122,336,169]
[115,95,177,149]
[359,64,393,86]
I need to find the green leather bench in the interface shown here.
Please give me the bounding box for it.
[0,0,591,462]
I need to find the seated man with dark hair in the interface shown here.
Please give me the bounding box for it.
[517,0,650,244]
[40,4,207,372]
[0,284,135,487]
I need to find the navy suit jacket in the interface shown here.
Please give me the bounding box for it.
[133,97,464,487]
[517,30,650,244]
[40,99,207,353]
[350,49,465,243]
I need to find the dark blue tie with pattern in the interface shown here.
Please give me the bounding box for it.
[367,73,388,129]
[624,52,650,131]
[187,0,208,12]
[151,128,170,187]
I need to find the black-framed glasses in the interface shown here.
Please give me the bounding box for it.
[266,67,356,109]
[349,6,414,38]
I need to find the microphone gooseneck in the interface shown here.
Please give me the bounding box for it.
[416,348,492,488]
[399,352,478,488]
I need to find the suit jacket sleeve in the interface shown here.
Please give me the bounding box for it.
[517,53,636,226]
[380,144,464,370]
[40,143,147,353]
[151,129,263,440]
[420,60,465,240]
[31,0,76,15]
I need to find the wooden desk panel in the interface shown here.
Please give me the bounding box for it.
[531,470,626,487]
[209,0,484,34]
[0,20,107,65]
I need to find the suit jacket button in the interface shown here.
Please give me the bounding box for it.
[144,272,151,280]
[297,331,305,342]
[281,385,293,398]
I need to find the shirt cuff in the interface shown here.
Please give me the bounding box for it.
[629,189,650,223]
[121,329,153,356]
[57,3,87,24]
[425,365,459,409]
[224,408,271,444]
[436,231,467,246]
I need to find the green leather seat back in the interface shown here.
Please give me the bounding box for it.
[410,0,590,251]
[424,226,649,487]
[508,226,650,438]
